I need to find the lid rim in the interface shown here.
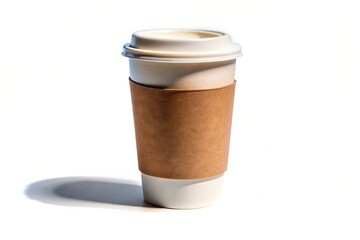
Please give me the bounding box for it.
[122,52,242,63]
[123,43,241,57]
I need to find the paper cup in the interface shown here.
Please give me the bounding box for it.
[123,29,242,209]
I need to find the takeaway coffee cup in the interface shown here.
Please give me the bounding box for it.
[122,29,242,209]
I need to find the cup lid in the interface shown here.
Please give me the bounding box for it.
[122,29,242,63]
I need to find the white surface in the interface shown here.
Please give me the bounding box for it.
[141,174,223,209]
[0,0,360,239]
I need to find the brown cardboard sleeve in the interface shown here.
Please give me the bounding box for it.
[129,79,236,179]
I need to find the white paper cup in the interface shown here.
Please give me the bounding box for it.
[123,29,242,209]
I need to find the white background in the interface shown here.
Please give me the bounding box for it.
[1,0,360,239]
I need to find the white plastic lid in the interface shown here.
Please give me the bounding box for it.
[122,29,242,63]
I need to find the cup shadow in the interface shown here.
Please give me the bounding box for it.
[24,176,162,211]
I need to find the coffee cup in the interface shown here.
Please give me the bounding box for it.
[122,29,242,209]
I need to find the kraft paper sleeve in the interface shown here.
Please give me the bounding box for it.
[129,79,236,179]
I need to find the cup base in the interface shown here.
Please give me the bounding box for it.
[141,173,224,209]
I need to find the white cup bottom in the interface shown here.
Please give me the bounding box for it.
[141,173,224,209]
